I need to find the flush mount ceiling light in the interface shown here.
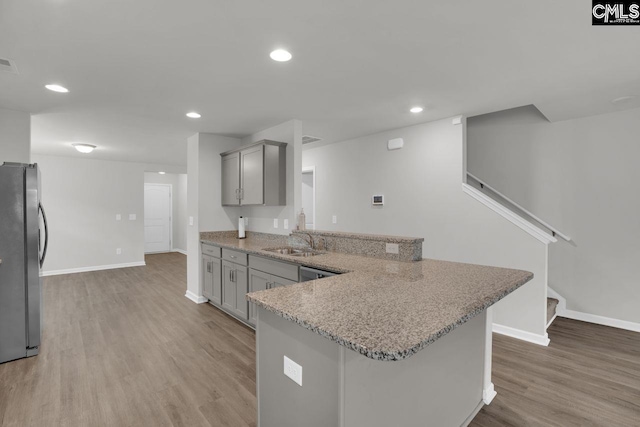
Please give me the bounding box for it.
[611,95,636,104]
[158,171,166,175]
[410,106,424,113]
[72,143,96,154]
[270,49,292,62]
[186,112,201,118]
[45,84,69,93]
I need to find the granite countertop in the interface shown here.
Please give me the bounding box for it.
[201,234,533,361]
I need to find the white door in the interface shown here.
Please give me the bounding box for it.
[144,184,172,253]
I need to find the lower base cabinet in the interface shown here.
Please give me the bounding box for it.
[202,254,222,306]
[248,268,296,326]
[222,260,248,320]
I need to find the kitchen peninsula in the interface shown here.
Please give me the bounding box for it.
[200,230,533,427]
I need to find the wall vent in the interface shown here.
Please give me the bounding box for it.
[0,57,18,74]
[302,135,322,145]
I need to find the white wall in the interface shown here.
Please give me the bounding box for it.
[33,154,185,274]
[468,105,640,325]
[303,117,549,338]
[0,107,30,164]
[240,119,302,235]
[186,133,242,300]
[301,170,314,228]
[143,172,188,252]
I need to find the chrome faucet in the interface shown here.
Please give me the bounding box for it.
[293,233,315,249]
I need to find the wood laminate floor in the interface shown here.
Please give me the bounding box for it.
[1,253,638,426]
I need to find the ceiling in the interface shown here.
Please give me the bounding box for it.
[1,0,639,165]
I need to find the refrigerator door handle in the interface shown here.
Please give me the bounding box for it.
[38,202,49,268]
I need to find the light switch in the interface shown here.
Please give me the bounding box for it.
[283,219,289,229]
[273,218,279,228]
[284,356,302,386]
[189,216,194,226]
[129,214,136,221]
[116,214,121,221]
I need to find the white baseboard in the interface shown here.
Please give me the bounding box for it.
[172,249,187,255]
[492,323,550,346]
[558,309,640,333]
[185,290,208,304]
[41,261,146,277]
[483,383,497,405]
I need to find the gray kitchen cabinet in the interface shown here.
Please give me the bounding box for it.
[222,259,248,321]
[202,244,222,306]
[220,140,287,206]
[221,151,240,206]
[247,255,299,326]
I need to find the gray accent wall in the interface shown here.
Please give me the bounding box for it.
[302,117,549,338]
[468,105,640,324]
[32,154,185,274]
[0,107,30,164]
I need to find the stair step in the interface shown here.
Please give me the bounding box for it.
[547,297,559,325]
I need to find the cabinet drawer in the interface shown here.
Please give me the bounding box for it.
[222,248,248,266]
[202,244,221,258]
[248,255,299,282]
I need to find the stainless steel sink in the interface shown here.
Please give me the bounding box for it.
[263,246,324,257]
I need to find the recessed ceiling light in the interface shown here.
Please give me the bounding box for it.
[410,106,424,113]
[186,112,201,118]
[611,96,635,105]
[270,49,292,62]
[158,171,166,175]
[45,84,69,93]
[72,143,96,154]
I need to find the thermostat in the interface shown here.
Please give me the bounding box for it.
[372,195,384,206]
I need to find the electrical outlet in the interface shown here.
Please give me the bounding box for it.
[244,217,249,226]
[386,243,399,254]
[283,219,289,229]
[273,218,278,228]
[129,214,136,221]
[116,248,122,255]
[115,214,121,221]
[332,215,337,224]
[283,356,302,386]
[189,216,194,226]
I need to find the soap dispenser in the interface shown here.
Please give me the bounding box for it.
[298,209,306,231]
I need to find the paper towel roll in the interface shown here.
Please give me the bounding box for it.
[238,216,246,239]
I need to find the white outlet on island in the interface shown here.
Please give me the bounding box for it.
[386,243,399,254]
[283,355,302,386]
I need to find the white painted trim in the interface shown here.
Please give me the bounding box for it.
[483,308,496,405]
[185,290,208,304]
[462,183,557,244]
[41,261,146,277]
[302,166,316,230]
[492,323,550,346]
[466,173,571,242]
[558,309,640,333]
[172,249,187,255]
[546,313,558,329]
[483,383,497,405]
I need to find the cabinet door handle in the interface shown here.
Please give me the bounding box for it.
[235,189,240,200]
[207,261,211,273]
[232,270,236,283]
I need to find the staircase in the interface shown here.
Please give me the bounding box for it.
[547,297,559,327]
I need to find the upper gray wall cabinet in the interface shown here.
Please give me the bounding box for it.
[220,140,287,206]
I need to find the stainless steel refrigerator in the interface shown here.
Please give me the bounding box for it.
[0,162,48,364]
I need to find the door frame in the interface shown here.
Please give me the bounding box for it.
[302,166,316,230]
[143,183,173,254]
